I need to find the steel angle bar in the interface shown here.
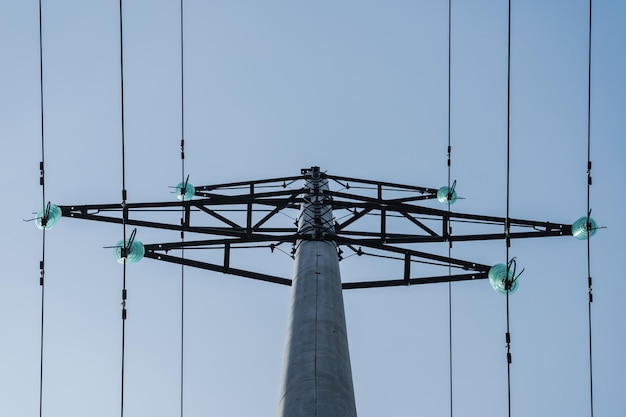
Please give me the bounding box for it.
[326,196,573,232]
[194,205,243,229]
[194,188,305,201]
[63,211,250,237]
[60,200,189,212]
[334,229,569,243]
[251,190,301,229]
[397,210,440,236]
[341,272,488,290]
[194,174,305,191]
[327,196,446,217]
[384,194,439,204]
[144,234,299,251]
[449,229,572,242]
[334,208,373,231]
[323,174,439,194]
[335,230,445,243]
[143,251,291,286]
[332,236,491,272]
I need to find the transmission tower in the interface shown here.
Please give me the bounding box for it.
[36,165,594,416]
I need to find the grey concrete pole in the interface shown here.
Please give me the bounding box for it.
[277,167,357,417]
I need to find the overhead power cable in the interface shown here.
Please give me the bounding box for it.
[37,1,46,416]
[585,1,595,416]
[446,1,454,417]
[118,1,128,416]
[505,1,513,416]
[179,1,187,416]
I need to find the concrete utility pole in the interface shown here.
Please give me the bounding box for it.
[277,167,358,417]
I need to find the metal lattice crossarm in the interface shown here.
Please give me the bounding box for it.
[57,169,574,289]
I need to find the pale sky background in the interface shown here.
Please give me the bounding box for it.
[1,0,625,416]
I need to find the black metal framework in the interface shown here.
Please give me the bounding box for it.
[59,168,572,289]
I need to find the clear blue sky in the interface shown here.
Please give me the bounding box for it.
[1,1,624,416]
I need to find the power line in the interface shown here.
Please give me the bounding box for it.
[37,1,46,416]
[446,1,454,417]
[118,0,128,416]
[179,1,187,416]
[586,1,594,416]
[505,1,513,416]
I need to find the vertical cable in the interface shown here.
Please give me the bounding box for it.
[119,1,127,206]
[37,1,46,416]
[585,1,594,416]
[118,0,128,416]
[179,1,186,416]
[38,1,45,208]
[505,1,513,416]
[446,1,453,416]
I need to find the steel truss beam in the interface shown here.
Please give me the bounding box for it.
[58,172,574,289]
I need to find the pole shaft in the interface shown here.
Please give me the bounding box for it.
[277,167,357,417]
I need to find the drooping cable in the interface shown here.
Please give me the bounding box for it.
[118,0,128,416]
[179,1,186,415]
[37,1,46,416]
[585,1,594,416]
[504,1,513,416]
[446,0,454,416]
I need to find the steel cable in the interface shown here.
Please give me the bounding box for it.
[504,1,513,416]
[179,1,187,415]
[118,0,128,415]
[37,1,46,416]
[446,1,454,416]
[585,1,594,415]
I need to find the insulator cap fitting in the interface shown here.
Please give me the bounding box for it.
[114,239,145,264]
[175,181,195,201]
[35,203,61,230]
[437,186,457,205]
[488,263,519,294]
[572,216,598,240]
